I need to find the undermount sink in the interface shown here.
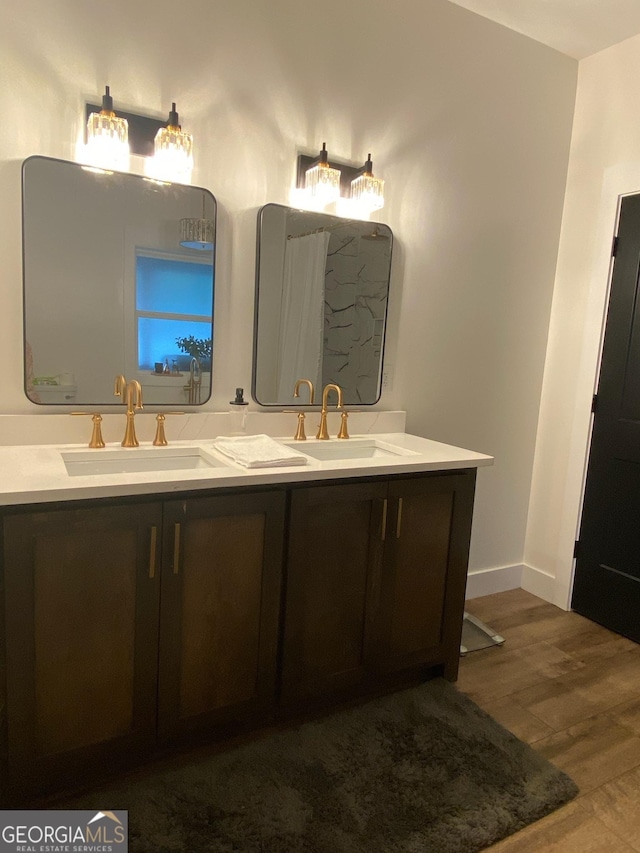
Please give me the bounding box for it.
[62,446,229,477]
[283,438,419,462]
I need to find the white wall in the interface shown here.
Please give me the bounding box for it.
[525,32,640,607]
[0,0,577,577]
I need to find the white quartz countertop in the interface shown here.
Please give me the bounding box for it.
[0,433,493,507]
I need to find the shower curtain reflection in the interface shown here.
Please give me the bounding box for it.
[276,230,330,402]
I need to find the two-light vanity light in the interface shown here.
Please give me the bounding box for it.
[83,86,194,183]
[296,143,385,218]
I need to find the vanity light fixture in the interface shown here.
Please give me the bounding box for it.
[349,154,384,215]
[180,193,214,250]
[83,92,194,182]
[303,143,341,206]
[147,103,194,184]
[84,86,130,172]
[296,146,385,217]
[180,217,214,251]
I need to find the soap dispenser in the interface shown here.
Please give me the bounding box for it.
[229,387,249,435]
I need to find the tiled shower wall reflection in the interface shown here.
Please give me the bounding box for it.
[323,223,390,403]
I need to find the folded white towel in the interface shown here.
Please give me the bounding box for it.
[211,434,308,468]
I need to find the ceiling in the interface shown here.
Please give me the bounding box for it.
[445,0,640,59]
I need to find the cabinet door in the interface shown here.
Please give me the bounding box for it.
[2,501,162,793]
[376,471,476,679]
[281,481,387,703]
[158,490,285,740]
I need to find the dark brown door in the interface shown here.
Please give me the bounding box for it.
[2,501,162,794]
[572,193,640,642]
[280,481,387,703]
[375,472,476,680]
[157,490,285,740]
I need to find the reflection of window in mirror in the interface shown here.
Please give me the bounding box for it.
[135,250,214,372]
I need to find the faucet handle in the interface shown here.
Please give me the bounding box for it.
[153,412,185,446]
[71,412,105,448]
[282,410,308,441]
[337,410,350,440]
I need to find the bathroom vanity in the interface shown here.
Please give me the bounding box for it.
[12,150,492,804]
[0,432,492,803]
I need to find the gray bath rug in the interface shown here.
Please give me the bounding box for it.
[66,679,578,852]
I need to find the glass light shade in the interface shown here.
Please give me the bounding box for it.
[85,111,129,172]
[150,125,194,183]
[305,162,341,205]
[180,217,214,251]
[350,173,385,213]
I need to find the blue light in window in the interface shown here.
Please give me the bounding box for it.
[136,252,214,371]
[138,318,211,370]
[136,255,213,315]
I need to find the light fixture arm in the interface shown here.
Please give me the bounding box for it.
[100,86,115,115]
[166,102,181,130]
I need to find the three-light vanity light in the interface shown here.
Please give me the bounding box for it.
[296,143,385,217]
[83,86,194,183]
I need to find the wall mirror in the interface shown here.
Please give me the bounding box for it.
[253,203,392,406]
[22,155,216,406]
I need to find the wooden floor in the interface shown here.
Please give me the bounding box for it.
[458,588,640,852]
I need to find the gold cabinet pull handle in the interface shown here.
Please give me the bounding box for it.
[173,522,181,574]
[381,499,388,541]
[149,526,157,578]
[396,498,404,539]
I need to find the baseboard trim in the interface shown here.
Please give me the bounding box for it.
[465,565,523,600]
[521,564,567,609]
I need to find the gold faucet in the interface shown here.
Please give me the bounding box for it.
[114,374,127,399]
[185,357,201,405]
[317,383,343,440]
[291,378,315,440]
[294,379,315,404]
[114,375,144,447]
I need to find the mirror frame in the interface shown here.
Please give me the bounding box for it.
[252,203,393,407]
[22,155,217,408]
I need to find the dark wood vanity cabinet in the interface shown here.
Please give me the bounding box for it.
[0,467,476,801]
[2,502,164,792]
[373,473,475,681]
[0,489,285,798]
[281,470,476,704]
[281,480,388,702]
[157,491,285,741]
